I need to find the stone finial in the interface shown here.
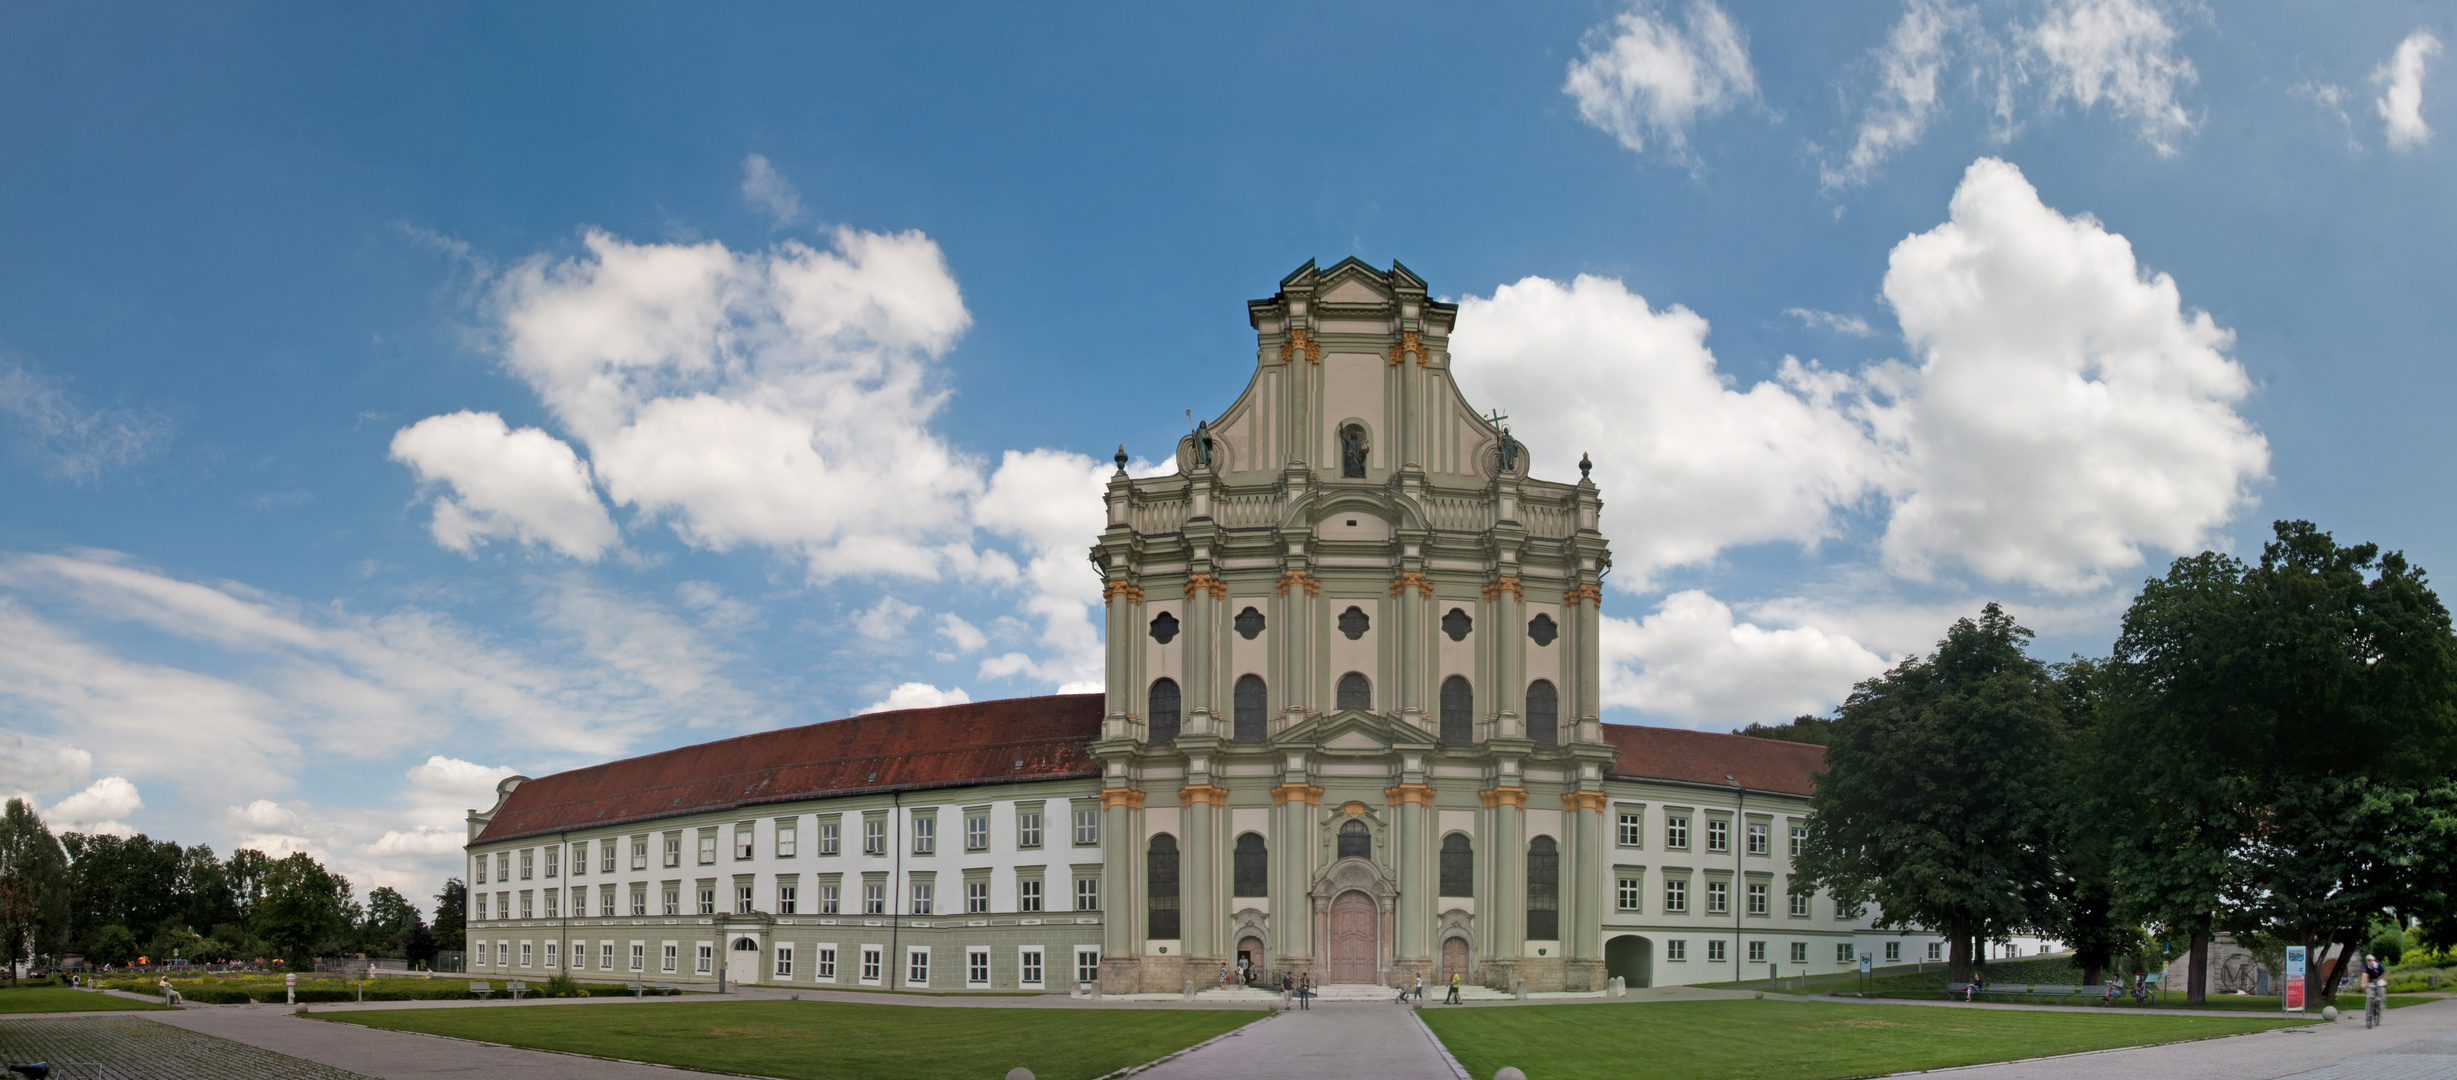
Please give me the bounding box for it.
[1496,1069,1528,1080]
[1114,445,1129,472]
[1579,451,1592,479]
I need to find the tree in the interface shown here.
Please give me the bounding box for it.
[252,852,350,964]
[2047,658,2136,987]
[84,924,138,968]
[361,886,421,956]
[225,848,272,922]
[431,878,466,958]
[1734,714,1835,746]
[179,844,238,934]
[1794,604,2069,982]
[0,798,71,980]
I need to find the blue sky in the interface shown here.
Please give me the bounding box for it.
[2,2,2449,907]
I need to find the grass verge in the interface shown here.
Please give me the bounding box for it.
[1420,998,2310,1080]
[0,985,169,1014]
[322,998,1265,1080]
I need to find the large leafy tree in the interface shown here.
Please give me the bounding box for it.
[431,878,466,957]
[1794,604,2069,982]
[0,799,71,980]
[252,852,351,964]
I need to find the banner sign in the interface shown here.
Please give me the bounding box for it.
[2284,946,2307,1011]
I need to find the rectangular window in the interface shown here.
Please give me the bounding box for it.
[816,947,837,981]
[1074,809,1099,845]
[864,884,886,915]
[1666,816,1689,850]
[520,893,534,919]
[778,882,798,915]
[663,836,681,868]
[1747,883,1768,915]
[863,819,886,856]
[476,854,488,885]
[696,944,713,974]
[497,852,511,881]
[1790,941,1807,964]
[495,942,507,967]
[907,948,929,986]
[698,833,718,865]
[820,884,840,915]
[735,827,754,860]
[1928,942,1942,961]
[1838,943,1855,964]
[966,947,989,987]
[602,842,617,874]
[1617,876,1642,912]
[1667,940,1687,961]
[776,819,798,858]
[520,942,532,967]
[545,847,559,878]
[600,886,615,917]
[1018,811,1043,848]
[1708,940,1726,963]
[736,885,754,914]
[1789,891,1810,917]
[631,888,647,917]
[1706,881,1728,914]
[632,839,648,871]
[819,822,840,856]
[1664,879,1687,913]
[1020,947,1044,987]
[965,814,988,851]
[1747,823,1769,855]
[543,890,559,919]
[1747,941,1765,963]
[967,881,989,914]
[544,941,558,968]
[662,887,679,917]
[570,842,584,876]
[497,892,508,920]
[1019,879,1042,913]
[1076,948,1101,984]
[861,947,882,983]
[774,944,793,978]
[1617,812,1643,847]
[601,942,614,970]
[910,882,933,916]
[698,887,716,916]
[630,944,644,972]
[912,816,936,856]
[1884,942,1901,962]
[661,944,677,973]
[520,850,535,879]
[1075,877,1099,912]
[1707,820,1729,853]
[476,893,488,921]
[1789,826,1806,858]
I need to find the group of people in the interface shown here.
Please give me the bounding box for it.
[1213,964,1469,1009]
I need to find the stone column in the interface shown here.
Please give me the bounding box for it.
[1389,782,1435,976]
[1100,785,1146,993]
[1564,790,1607,990]
[1273,777,1322,979]
[1482,785,1527,987]
[1184,571,1220,736]
[1181,781,1224,969]
[1493,577,1524,736]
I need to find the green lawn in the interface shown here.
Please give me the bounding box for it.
[1421,999,2311,1080]
[324,999,1264,1080]
[0,985,170,1014]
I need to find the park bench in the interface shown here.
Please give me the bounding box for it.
[469,981,492,1000]
[507,980,528,1001]
[1949,981,2145,1006]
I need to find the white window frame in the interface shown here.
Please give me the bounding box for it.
[912,816,936,856]
[1073,809,1098,846]
[906,946,930,987]
[860,946,883,985]
[1708,940,1727,962]
[1747,822,1769,855]
[966,947,990,988]
[695,943,713,974]
[1019,946,1045,989]
[630,943,645,972]
[698,833,719,865]
[1665,817,1689,850]
[1019,879,1042,913]
[815,944,838,982]
[819,822,840,856]
[776,818,798,858]
[1617,812,1643,847]
[967,880,989,914]
[1075,877,1099,912]
[1075,947,1101,985]
[910,882,933,916]
[1617,876,1641,912]
[774,944,794,979]
[1018,811,1043,848]
[661,943,678,973]
[864,819,886,856]
[1664,879,1687,913]
[778,881,798,915]
[1666,939,1686,961]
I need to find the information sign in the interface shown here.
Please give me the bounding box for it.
[2284,946,2307,1011]
[1859,952,1872,973]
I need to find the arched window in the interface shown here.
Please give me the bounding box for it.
[1440,676,1473,745]
[1526,679,1559,749]
[1233,833,1268,897]
[1233,674,1268,743]
[1440,834,1474,897]
[1147,834,1180,939]
[1527,836,1560,940]
[1336,672,1372,711]
[1337,819,1370,860]
[1147,678,1181,744]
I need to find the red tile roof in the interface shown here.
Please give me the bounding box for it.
[473,694,1104,844]
[1601,723,1826,796]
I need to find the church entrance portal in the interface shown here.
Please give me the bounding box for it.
[1440,937,1470,987]
[1328,891,1378,983]
[1237,935,1263,984]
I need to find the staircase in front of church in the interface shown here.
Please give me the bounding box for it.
[1196,982,1517,1003]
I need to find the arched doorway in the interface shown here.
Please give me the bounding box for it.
[1236,935,1264,984]
[1327,891,1378,983]
[1606,934,1653,989]
[1440,936,1471,987]
[727,936,762,987]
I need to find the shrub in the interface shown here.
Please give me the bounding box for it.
[291,988,353,1003]
[185,988,253,1005]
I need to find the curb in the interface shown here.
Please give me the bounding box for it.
[1407,1008,1472,1080]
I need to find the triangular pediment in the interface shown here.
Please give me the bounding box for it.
[1276,708,1435,751]
[1324,729,1385,751]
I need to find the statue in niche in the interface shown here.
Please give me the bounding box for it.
[1192,420,1215,469]
[1341,424,1368,478]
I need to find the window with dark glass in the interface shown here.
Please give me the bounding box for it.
[1527,836,1560,940]
[1442,607,1473,642]
[1527,612,1558,646]
[1148,611,1179,644]
[1440,676,1473,745]
[1234,606,1265,640]
[1336,819,1370,860]
[1440,834,1474,896]
[1526,679,1559,749]
[1147,678,1181,744]
[1146,834,1180,939]
[1337,606,1370,640]
[1232,833,1268,897]
[1336,672,1371,711]
[1233,674,1267,742]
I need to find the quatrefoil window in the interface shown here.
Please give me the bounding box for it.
[1235,606,1266,640]
[1337,606,1371,640]
[1442,607,1473,642]
[1149,611,1180,645]
[1528,613,1558,647]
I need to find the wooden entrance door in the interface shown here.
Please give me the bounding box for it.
[1440,937,1469,986]
[1327,891,1377,983]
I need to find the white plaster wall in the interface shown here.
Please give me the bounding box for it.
[1328,604,1376,686]
[1320,352,1387,469]
[1523,602,1562,689]
[1526,807,1563,843]
[1228,596,1269,686]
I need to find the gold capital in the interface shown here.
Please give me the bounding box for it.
[1389,571,1433,599]
[1481,577,1523,601]
[1271,782,1325,806]
[1385,783,1437,807]
[1562,790,1609,812]
[1563,583,1602,608]
[1479,786,1528,809]
[1102,581,1145,604]
[1275,569,1321,597]
[1099,787,1146,810]
[1183,573,1228,600]
[1179,784,1229,807]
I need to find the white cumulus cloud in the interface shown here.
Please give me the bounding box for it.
[860,682,970,714]
[389,410,618,561]
[48,775,143,831]
[1563,1,1757,165]
[2375,30,2442,151]
[2027,0,2197,156]
[1600,591,1890,725]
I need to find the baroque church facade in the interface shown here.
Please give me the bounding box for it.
[459,261,2056,997]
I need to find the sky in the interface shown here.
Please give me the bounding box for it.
[1,1,2450,911]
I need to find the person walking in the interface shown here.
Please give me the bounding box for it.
[1298,972,1311,1010]
[1413,973,1424,1003]
[2363,954,2388,1029]
[1445,971,1462,1004]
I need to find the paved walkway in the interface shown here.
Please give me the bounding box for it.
[1132,1001,1464,1080]
[0,1014,378,1080]
[1896,997,2457,1080]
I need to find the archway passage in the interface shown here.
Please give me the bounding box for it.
[1327,890,1378,984]
[1237,935,1263,984]
[1606,934,1653,989]
[1440,937,1470,987]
